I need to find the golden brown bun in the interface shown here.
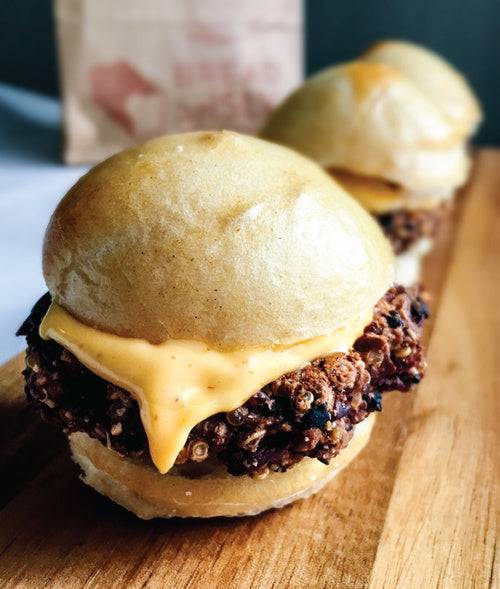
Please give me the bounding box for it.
[362,40,482,137]
[260,62,470,196]
[69,414,376,519]
[43,130,394,350]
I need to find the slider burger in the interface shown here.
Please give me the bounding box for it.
[260,40,482,284]
[18,131,428,518]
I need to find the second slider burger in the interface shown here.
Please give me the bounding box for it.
[260,40,482,284]
[18,131,428,518]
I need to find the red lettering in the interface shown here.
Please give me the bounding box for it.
[262,61,280,83]
[220,61,236,84]
[174,63,194,88]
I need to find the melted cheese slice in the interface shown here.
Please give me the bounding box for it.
[40,303,372,474]
[330,169,443,213]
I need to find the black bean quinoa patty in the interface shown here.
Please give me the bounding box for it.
[377,203,450,254]
[17,286,428,478]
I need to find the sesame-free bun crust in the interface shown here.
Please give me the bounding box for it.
[362,40,482,137]
[43,131,394,350]
[260,62,470,195]
[69,414,375,519]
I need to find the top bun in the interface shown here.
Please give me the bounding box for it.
[362,40,482,137]
[260,41,481,195]
[43,131,394,350]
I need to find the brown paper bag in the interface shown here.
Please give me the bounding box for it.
[55,0,303,164]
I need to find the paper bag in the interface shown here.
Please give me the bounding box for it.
[55,0,303,164]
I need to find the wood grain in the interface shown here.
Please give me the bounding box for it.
[368,150,499,589]
[0,151,497,588]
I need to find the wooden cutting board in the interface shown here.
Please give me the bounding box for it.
[0,150,498,589]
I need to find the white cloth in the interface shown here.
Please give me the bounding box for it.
[0,83,89,363]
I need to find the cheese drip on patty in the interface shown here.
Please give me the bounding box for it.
[330,169,454,214]
[40,302,372,474]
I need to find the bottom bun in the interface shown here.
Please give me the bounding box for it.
[69,414,376,519]
[395,237,433,286]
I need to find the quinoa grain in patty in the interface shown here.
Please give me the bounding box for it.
[18,285,428,479]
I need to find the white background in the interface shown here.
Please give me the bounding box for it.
[0,83,88,363]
